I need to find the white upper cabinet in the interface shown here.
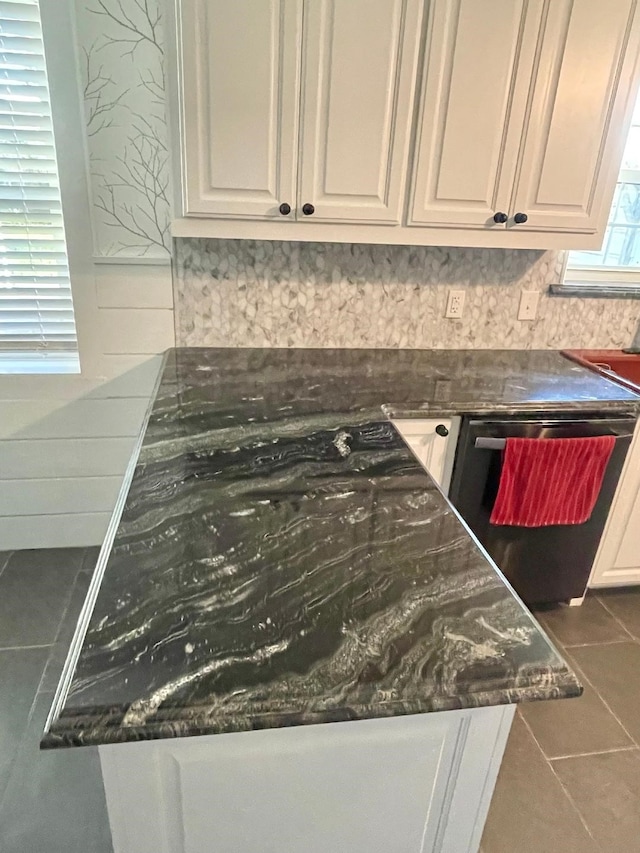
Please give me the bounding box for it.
[173,0,640,248]
[180,0,301,218]
[408,0,542,230]
[409,0,640,238]
[178,0,421,224]
[511,0,640,235]
[297,0,423,224]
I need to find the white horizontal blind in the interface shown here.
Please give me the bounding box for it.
[0,0,77,353]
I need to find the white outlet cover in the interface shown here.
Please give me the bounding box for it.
[445,290,465,319]
[518,290,540,321]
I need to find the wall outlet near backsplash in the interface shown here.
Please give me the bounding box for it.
[518,291,541,321]
[173,239,638,350]
[445,291,466,319]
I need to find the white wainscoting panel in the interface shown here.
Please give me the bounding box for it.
[0,513,112,550]
[0,262,174,549]
[0,438,135,479]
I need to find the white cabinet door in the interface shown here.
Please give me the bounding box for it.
[511,0,640,235]
[100,705,515,853]
[180,0,301,219]
[392,418,459,494]
[297,0,423,224]
[590,422,640,588]
[408,0,543,230]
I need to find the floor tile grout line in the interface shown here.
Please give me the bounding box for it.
[35,564,88,695]
[0,553,89,818]
[534,619,567,652]
[518,712,604,851]
[80,546,100,577]
[0,697,48,817]
[0,551,13,582]
[563,647,640,750]
[533,618,640,750]
[549,744,639,762]
[0,557,85,658]
[0,652,51,816]
[536,600,634,647]
[595,595,638,641]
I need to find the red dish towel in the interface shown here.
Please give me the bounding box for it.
[490,435,616,527]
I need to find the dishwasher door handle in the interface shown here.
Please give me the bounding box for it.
[474,432,627,450]
[475,437,507,450]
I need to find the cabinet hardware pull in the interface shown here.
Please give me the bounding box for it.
[302,203,315,216]
[279,203,291,215]
[493,212,508,224]
[435,424,449,437]
[513,212,528,224]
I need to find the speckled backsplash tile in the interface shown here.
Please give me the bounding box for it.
[173,238,639,349]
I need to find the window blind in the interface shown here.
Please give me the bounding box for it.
[0,0,77,354]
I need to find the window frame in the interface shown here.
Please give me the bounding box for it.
[559,254,640,298]
[0,0,99,376]
[562,94,640,298]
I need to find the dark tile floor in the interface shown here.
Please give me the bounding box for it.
[482,589,640,853]
[0,547,113,853]
[2,548,640,852]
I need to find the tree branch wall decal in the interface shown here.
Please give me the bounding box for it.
[77,0,171,258]
[90,0,163,57]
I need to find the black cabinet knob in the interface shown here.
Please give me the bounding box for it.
[302,203,315,216]
[435,424,449,437]
[493,211,508,224]
[513,212,528,224]
[279,202,291,216]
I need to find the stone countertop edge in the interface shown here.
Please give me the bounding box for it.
[41,677,583,749]
[41,347,637,750]
[385,399,640,418]
[42,351,171,748]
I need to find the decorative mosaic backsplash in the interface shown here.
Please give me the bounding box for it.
[174,238,639,349]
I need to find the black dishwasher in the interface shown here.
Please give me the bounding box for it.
[449,415,635,606]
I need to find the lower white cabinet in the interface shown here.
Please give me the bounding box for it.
[100,704,514,853]
[590,421,640,588]
[392,418,460,494]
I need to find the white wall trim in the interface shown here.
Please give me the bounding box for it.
[39,0,102,379]
[171,215,609,251]
[0,4,175,549]
[93,256,172,266]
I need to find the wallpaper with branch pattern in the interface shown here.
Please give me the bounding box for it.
[75,0,171,258]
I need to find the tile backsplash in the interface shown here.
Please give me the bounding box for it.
[174,238,639,349]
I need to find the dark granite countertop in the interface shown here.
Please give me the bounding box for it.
[43,348,638,748]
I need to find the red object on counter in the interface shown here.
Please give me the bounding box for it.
[490,435,616,527]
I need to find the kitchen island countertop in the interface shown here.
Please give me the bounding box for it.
[43,348,639,748]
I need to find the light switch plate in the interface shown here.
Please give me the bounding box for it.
[518,290,540,321]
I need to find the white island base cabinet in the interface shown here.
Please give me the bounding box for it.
[392,418,460,495]
[99,704,514,853]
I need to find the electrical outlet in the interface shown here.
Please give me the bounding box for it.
[445,290,465,319]
[518,290,540,321]
[434,379,453,402]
